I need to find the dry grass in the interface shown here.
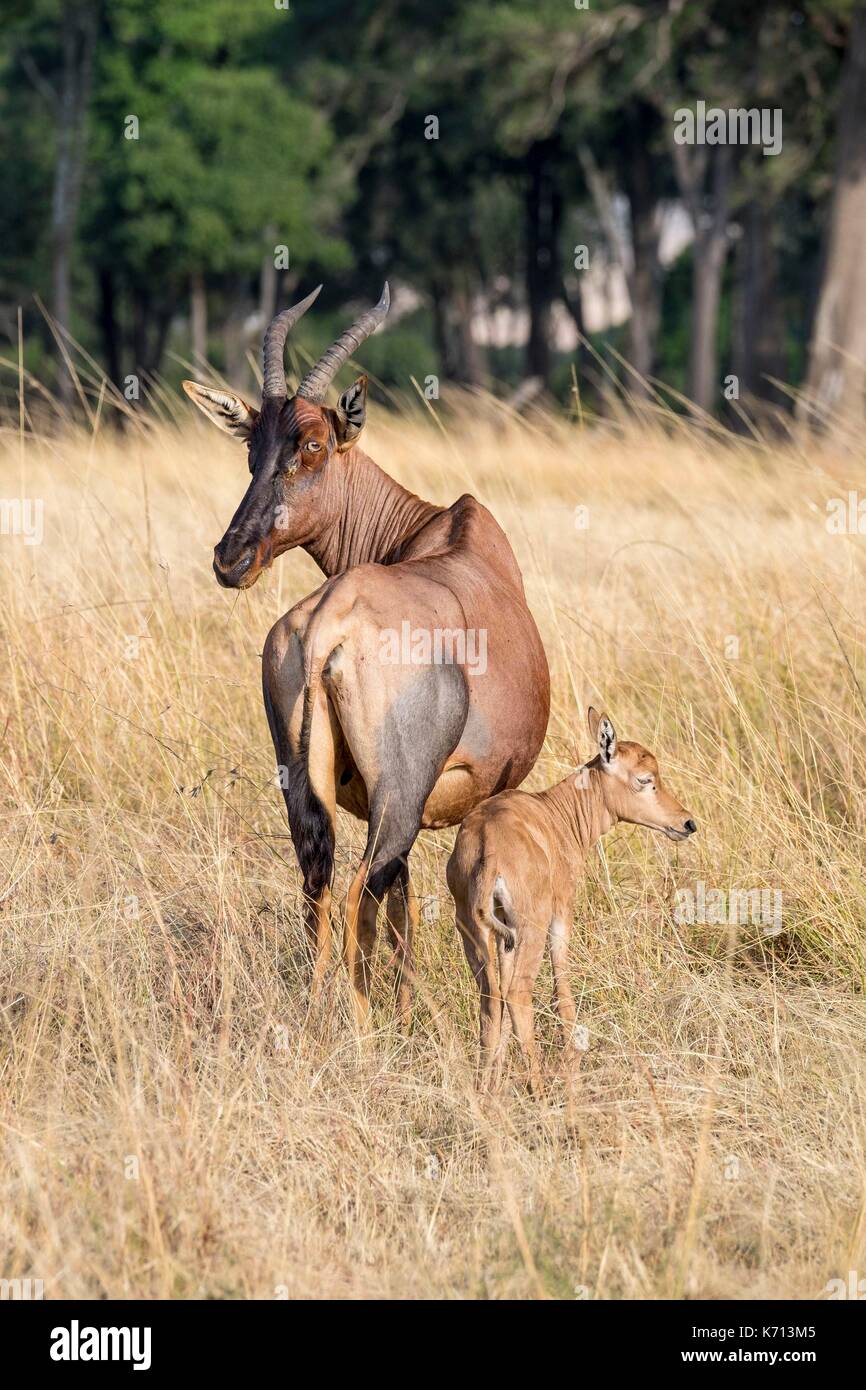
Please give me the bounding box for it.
[2,389,866,1300]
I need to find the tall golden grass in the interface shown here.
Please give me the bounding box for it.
[2,380,866,1299]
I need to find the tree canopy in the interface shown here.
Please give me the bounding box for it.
[1,0,862,425]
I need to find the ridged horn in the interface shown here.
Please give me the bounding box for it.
[297,283,390,402]
[261,285,322,400]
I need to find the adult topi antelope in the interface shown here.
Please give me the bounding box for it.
[446,708,697,1096]
[182,285,550,1025]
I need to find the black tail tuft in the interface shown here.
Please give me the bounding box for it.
[264,684,334,899]
[284,759,334,898]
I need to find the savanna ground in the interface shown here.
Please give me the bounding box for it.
[2,376,866,1300]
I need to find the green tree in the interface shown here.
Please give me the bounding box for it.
[84,0,346,390]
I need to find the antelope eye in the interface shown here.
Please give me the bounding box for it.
[637,775,654,788]
[305,440,322,453]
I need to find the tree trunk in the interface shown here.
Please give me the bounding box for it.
[672,143,734,414]
[800,2,866,425]
[451,281,486,387]
[97,266,121,386]
[259,225,278,328]
[148,305,174,378]
[430,277,449,377]
[223,280,249,385]
[622,116,662,391]
[581,122,662,396]
[733,199,785,410]
[628,233,661,390]
[525,138,562,387]
[690,235,728,413]
[51,3,97,409]
[429,273,486,386]
[190,271,208,365]
[130,290,172,381]
[559,273,585,339]
[132,287,149,380]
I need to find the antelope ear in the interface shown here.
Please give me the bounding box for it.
[588,706,617,766]
[334,375,368,451]
[182,381,258,440]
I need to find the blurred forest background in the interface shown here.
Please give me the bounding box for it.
[1,0,865,425]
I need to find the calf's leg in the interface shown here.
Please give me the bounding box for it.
[455,911,504,1090]
[548,914,580,1053]
[500,919,547,1098]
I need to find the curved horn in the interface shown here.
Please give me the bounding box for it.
[297,283,390,402]
[261,285,322,400]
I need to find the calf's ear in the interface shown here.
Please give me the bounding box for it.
[588,706,618,766]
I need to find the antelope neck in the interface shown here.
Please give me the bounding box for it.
[537,765,615,856]
[304,447,442,577]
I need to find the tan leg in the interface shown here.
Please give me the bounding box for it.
[506,988,544,1098]
[478,932,505,1091]
[305,886,333,1002]
[548,913,582,1122]
[385,867,418,1031]
[501,924,546,1098]
[548,915,578,1048]
[455,915,503,1090]
[491,930,518,1091]
[344,860,374,1028]
[490,1004,513,1091]
[301,709,339,1000]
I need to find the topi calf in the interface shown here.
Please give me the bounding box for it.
[446,707,697,1096]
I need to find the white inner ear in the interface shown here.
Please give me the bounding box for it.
[599,719,617,765]
[338,380,366,436]
[182,381,256,439]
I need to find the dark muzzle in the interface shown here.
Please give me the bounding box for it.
[213,538,255,588]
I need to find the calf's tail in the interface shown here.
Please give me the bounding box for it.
[470,864,517,952]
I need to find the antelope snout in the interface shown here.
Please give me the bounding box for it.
[663,812,698,841]
[667,815,697,840]
[213,540,255,589]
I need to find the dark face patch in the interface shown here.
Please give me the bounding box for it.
[213,397,334,588]
[246,397,332,478]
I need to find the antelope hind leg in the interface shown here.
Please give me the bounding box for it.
[263,623,338,1003]
[333,654,469,1028]
[385,864,419,1031]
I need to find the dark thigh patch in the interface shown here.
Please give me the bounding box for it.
[375,663,468,798]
